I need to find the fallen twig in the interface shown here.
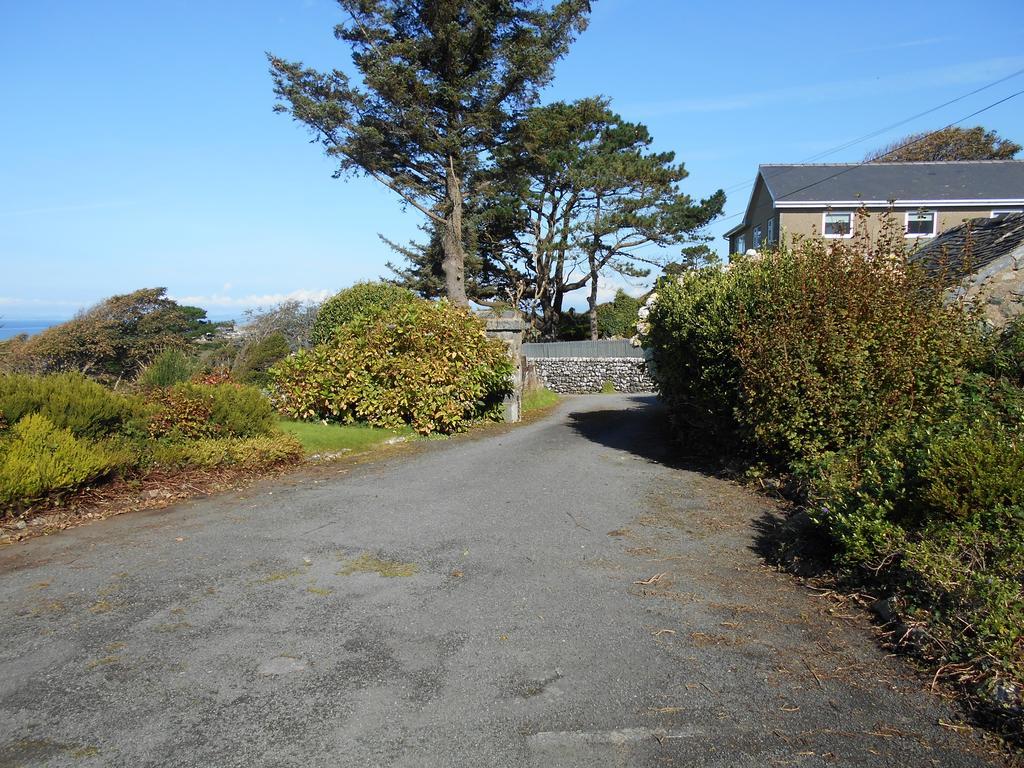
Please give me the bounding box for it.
[634,572,669,586]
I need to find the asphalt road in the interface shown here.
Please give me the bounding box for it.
[0,395,1003,767]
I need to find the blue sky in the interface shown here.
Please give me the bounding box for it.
[2,0,1023,321]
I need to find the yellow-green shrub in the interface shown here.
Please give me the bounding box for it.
[0,372,144,440]
[150,434,303,470]
[272,299,513,434]
[0,414,116,507]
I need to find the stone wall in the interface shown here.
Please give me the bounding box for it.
[954,244,1024,326]
[525,356,656,394]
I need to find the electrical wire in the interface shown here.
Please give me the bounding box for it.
[718,86,1024,224]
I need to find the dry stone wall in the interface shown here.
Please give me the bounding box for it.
[955,246,1024,326]
[526,356,656,394]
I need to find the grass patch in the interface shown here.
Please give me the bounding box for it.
[276,419,413,455]
[600,379,617,394]
[337,553,418,578]
[522,387,559,413]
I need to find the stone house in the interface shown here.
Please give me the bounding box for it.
[724,160,1024,254]
[908,212,1024,326]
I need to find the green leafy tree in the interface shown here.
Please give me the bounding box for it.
[866,125,1021,162]
[574,112,725,339]
[480,97,610,335]
[662,244,721,278]
[268,0,591,306]
[0,288,212,383]
[413,98,723,338]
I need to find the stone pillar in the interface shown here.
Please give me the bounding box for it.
[485,315,525,423]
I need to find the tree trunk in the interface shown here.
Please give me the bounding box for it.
[587,257,599,341]
[441,159,469,307]
[588,195,601,341]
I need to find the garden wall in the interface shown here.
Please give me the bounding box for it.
[524,354,655,393]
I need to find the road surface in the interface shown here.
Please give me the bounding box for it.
[0,395,1001,767]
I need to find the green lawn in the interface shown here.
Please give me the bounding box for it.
[522,386,560,413]
[277,419,415,455]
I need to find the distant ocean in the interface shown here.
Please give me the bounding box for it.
[0,319,60,341]
[0,316,241,341]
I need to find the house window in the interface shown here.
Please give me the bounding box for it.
[731,234,746,254]
[766,217,777,245]
[905,210,937,237]
[823,211,853,238]
[752,224,763,249]
[992,209,1023,219]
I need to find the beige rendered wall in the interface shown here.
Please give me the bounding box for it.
[779,206,1003,244]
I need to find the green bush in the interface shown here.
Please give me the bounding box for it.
[310,281,415,346]
[731,240,976,468]
[809,414,1024,678]
[147,382,276,440]
[645,220,1024,688]
[986,315,1024,387]
[0,414,116,507]
[646,235,977,467]
[643,263,758,450]
[233,332,290,386]
[596,290,642,338]
[137,348,199,389]
[0,373,143,440]
[273,299,513,434]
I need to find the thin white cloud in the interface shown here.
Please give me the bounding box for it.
[628,56,1024,116]
[169,288,332,308]
[562,275,651,310]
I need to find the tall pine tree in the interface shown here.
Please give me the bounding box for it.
[269,1,591,306]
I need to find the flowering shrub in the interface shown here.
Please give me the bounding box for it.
[272,299,513,434]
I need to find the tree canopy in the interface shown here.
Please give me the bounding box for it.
[865,125,1022,162]
[391,97,723,338]
[269,0,591,306]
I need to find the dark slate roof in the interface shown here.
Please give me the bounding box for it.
[761,160,1024,205]
[908,213,1024,280]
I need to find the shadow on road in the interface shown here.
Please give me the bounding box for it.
[565,394,720,473]
[568,396,835,574]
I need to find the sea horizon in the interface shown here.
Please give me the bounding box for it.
[0,314,243,342]
[0,319,63,341]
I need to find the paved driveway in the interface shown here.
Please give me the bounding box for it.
[0,395,1001,767]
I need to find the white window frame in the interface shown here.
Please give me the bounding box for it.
[991,209,1024,218]
[822,211,854,239]
[732,234,746,254]
[766,217,777,245]
[904,209,937,238]
[752,224,763,249]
